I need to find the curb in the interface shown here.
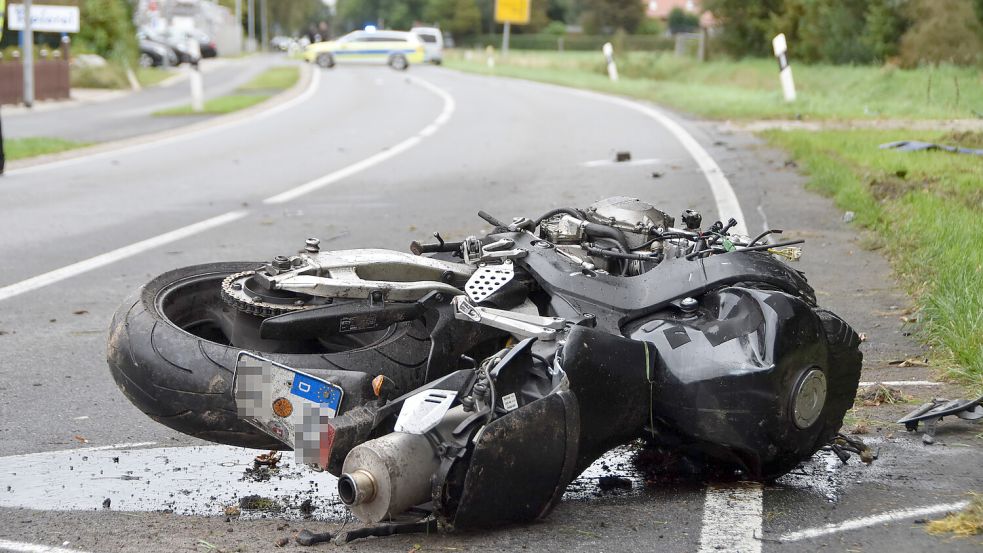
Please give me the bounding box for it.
[5,61,314,172]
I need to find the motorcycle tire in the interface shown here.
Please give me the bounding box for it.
[107,262,433,450]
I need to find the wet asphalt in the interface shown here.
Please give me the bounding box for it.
[0,60,980,552]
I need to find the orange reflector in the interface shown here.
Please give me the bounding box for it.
[372,375,385,398]
[272,397,293,418]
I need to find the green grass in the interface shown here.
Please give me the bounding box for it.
[154,65,300,117]
[135,67,176,87]
[154,94,271,116]
[764,129,983,391]
[446,50,983,120]
[236,66,300,91]
[4,137,91,160]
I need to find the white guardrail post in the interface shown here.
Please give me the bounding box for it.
[772,33,796,102]
[602,41,618,82]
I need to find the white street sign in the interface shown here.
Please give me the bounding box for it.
[8,3,80,33]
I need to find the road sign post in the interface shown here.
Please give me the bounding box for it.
[22,0,34,107]
[494,0,529,58]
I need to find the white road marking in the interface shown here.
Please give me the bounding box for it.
[697,483,763,553]
[4,442,159,460]
[779,501,970,542]
[0,540,92,553]
[263,75,456,204]
[580,157,661,168]
[859,380,942,387]
[6,67,322,176]
[561,88,748,236]
[0,211,247,303]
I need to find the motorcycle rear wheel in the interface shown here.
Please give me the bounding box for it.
[107,262,433,449]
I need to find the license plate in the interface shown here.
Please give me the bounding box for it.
[232,352,343,455]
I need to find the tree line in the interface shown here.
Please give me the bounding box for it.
[705,0,983,66]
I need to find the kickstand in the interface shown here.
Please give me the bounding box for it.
[336,518,438,544]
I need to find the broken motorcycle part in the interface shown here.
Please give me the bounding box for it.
[898,396,983,444]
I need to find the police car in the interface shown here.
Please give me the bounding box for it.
[303,29,425,71]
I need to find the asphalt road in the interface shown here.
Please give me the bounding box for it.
[2,55,282,143]
[0,61,979,553]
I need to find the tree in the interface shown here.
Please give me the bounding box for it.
[899,0,983,66]
[702,0,784,58]
[667,7,699,34]
[580,0,644,34]
[862,0,910,62]
[422,0,481,35]
[75,0,138,63]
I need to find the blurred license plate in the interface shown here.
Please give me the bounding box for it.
[232,352,343,452]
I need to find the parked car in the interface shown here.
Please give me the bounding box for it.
[303,30,425,70]
[139,38,178,67]
[138,29,193,64]
[410,27,443,64]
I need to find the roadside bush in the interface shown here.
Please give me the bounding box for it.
[71,64,129,89]
[899,0,983,67]
[543,21,567,36]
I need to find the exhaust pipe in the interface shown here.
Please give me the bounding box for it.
[339,431,441,523]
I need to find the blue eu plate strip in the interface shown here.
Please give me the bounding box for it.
[290,373,342,410]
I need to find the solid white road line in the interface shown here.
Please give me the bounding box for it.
[263,75,456,205]
[0,540,92,553]
[698,483,763,553]
[561,88,748,236]
[4,442,159,460]
[0,211,247,303]
[6,68,322,176]
[779,500,970,542]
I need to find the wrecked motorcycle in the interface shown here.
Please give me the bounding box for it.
[107,196,862,529]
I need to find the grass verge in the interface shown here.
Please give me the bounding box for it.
[764,129,983,391]
[445,50,983,120]
[136,67,177,88]
[154,65,299,117]
[927,494,983,537]
[4,137,91,161]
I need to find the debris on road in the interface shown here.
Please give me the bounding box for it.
[597,475,633,491]
[927,494,983,537]
[254,450,281,468]
[898,396,983,445]
[880,140,983,156]
[857,385,910,406]
[223,505,240,517]
[274,536,289,547]
[73,435,89,444]
[842,211,855,223]
[238,494,281,512]
[615,150,631,162]
[296,529,333,546]
[102,498,111,509]
[825,433,877,465]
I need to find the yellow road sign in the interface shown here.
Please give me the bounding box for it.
[495,0,530,25]
[0,0,6,42]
